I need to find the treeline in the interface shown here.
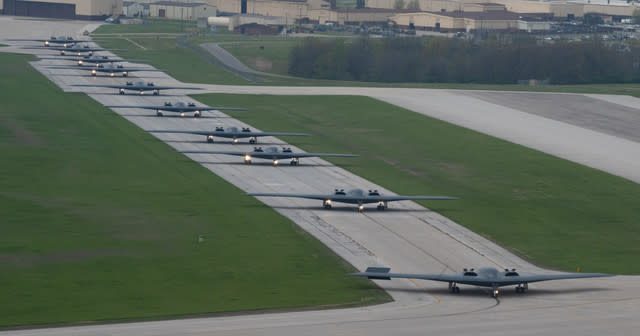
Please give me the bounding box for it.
[287,36,640,84]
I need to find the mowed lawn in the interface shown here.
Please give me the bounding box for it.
[195,93,640,275]
[0,54,388,328]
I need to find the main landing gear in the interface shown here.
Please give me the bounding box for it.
[515,283,528,293]
[448,282,460,293]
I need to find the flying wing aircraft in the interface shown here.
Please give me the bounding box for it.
[23,44,123,56]
[72,81,203,95]
[47,63,163,77]
[107,101,247,117]
[147,126,310,143]
[352,267,614,297]
[179,146,357,166]
[248,188,456,212]
[40,55,148,66]
[7,36,94,47]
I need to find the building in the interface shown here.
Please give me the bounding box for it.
[149,1,216,20]
[1,0,122,19]
[391,9,522,32]
[368,0,639,19]
[123,1,146,17]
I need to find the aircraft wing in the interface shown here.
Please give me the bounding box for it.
[510,273,614,284]
[179,150,249,157]
[292,153,358,158]
[132,85,203,91]
[7,38,95,42]
[247,193,330,200]
[351,267,467,283]
[146,130,309,137]
[375,195,457,201]
[106,105,247,111]
[46,66,162,72]
[71,84,201,90]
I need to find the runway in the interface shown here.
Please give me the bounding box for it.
[2,16,639,336]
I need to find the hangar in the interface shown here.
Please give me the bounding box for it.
[149,1,216,20]
[1,0,122,19]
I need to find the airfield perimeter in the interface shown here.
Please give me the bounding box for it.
[1,16,639,336]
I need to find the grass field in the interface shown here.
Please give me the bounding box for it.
[0,53,389,328]
[194,93,640,275]
[92,19,640,96]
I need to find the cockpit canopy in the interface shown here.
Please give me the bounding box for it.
[334,189,346,195]
[241,127,251,132]
[368,189,380,196]
[504,269,519,276]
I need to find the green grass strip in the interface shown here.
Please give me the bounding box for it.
[0,53,388,328]
[195,93,640,275]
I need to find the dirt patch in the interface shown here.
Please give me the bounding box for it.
[381,157,424,177]
[434,161,468,177]
[0,115,42,146]
[248,56,273,72]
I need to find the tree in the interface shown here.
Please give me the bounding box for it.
[393,0,405,9]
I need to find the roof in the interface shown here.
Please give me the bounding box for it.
[333,8,418,13]
[427,10,521,20]
[151,1,210,7]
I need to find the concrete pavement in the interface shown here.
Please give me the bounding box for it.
[2,16,639,336]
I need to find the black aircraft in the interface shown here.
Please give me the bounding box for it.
[147,126,310,144]
[180,146,357,166]
[247,188,456,212]
[47,63,163,77]
[23,44,122,56]
[8,36,94,47]
[352,267,613,298]
[40,55,147,67]
[72,81,202,95]
[107,101,246,117]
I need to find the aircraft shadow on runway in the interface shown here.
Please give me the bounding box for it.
[116,114,231,119]
[194,161,350,168]
[253,205,434,213]
[164,140,285,146]
[378,285,613,298]
[53,74,167,78]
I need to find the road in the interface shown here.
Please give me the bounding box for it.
[2,16,639,336]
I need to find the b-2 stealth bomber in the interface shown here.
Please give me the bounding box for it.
[23,44,122,56]
[147,126,310,144]
[7,36,94,47]
[48,63,163,77]
[180,146,357,166]
[40,55,147,67]
[352,266,613,297]
[72,81,203,95]
[248,188,456,212]
[107,101,246,117]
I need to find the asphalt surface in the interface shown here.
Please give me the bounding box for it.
[2,16,639,336]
